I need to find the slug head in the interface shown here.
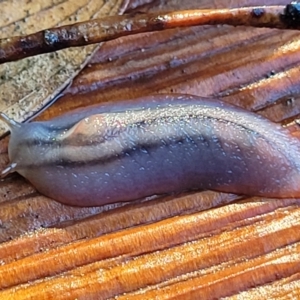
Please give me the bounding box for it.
[0,113,51,177]
[0,112,68,180]
[0,113,22,177]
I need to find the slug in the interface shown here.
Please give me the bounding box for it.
[1,94,300,206]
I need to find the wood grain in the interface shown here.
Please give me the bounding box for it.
[1,0,300,299]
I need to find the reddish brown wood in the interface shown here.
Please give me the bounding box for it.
[0,198,300,299]
[1,0,300,299]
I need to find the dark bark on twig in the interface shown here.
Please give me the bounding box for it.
[1,3,300,64]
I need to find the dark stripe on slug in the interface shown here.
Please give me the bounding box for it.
[17,104,296,173]
[22,136,190,169]
[20,116,269,170]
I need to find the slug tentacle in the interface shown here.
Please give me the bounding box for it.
[0,112,20,178]
[2,94,300,206]
[1,163,17,178]
[0,112,21,131]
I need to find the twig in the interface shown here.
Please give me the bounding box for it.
[1,3,300,64]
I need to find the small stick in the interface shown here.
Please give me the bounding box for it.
[1,3,300,64]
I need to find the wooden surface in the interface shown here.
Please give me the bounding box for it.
[1,0,300,299]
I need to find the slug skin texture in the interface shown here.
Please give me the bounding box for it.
[2,94,300,206]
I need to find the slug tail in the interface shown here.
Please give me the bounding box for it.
[0,112,21,131]
[1,162,17,178]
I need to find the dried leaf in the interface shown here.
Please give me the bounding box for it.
[0,0,127,136]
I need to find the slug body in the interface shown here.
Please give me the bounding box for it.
[2,94,300,206]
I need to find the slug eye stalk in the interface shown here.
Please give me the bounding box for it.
[0,113,20,178]
[0,113,21,131]
[1,3,300,63]
[1,163,17,178]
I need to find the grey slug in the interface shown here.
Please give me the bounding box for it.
[1,94,300,206]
